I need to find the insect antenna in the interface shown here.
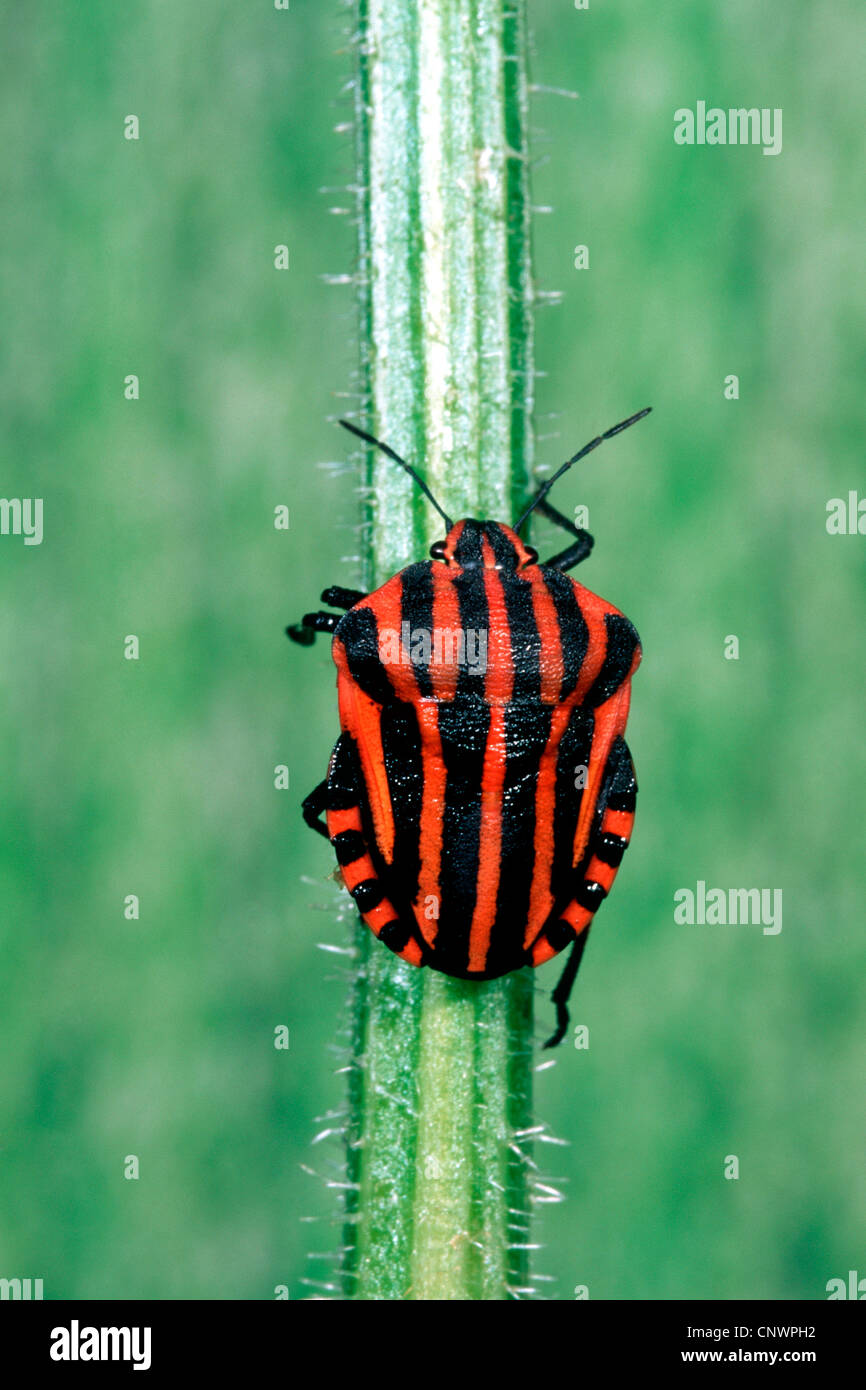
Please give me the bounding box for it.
[513,406,651,534]
[339,419,454,531]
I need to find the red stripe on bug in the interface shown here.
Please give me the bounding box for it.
[335,669,397,865]
[527,568,564,705]
[481,536,514,705]
[571,585,614,703]
[524,702,571,949]
[464,544,520,969]
[326,805,363,837]
[571,683,631,868]
[398,936,424,966]
[413,701,446,948]
[365,899,399,934]
[531,934,560,967]
[602,808,634,839]
[467,702,507,973]
[585,858,617,894]
[429,560,463,702]
[339,854,377,893]
[560,902,593,934]
[367,573,412,703]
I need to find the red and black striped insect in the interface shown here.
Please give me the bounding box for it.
[288,408,650,1045]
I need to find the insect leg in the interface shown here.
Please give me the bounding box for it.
[543,537,594,572]
[320,586,366,610]
[301,780,330,838]
[286,610,341,644]
[535,498,594,571]
[545,925,593,1048]
[287,586,367,644]
[535,735,637,1047]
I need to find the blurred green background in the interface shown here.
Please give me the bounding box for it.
[1,0,864,1300]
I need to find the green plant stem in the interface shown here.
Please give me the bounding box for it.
[343,0,535,1301]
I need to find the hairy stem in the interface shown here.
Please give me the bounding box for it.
[343,0,535,1301]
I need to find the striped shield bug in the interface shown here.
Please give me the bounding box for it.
[288,408,650,1046]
